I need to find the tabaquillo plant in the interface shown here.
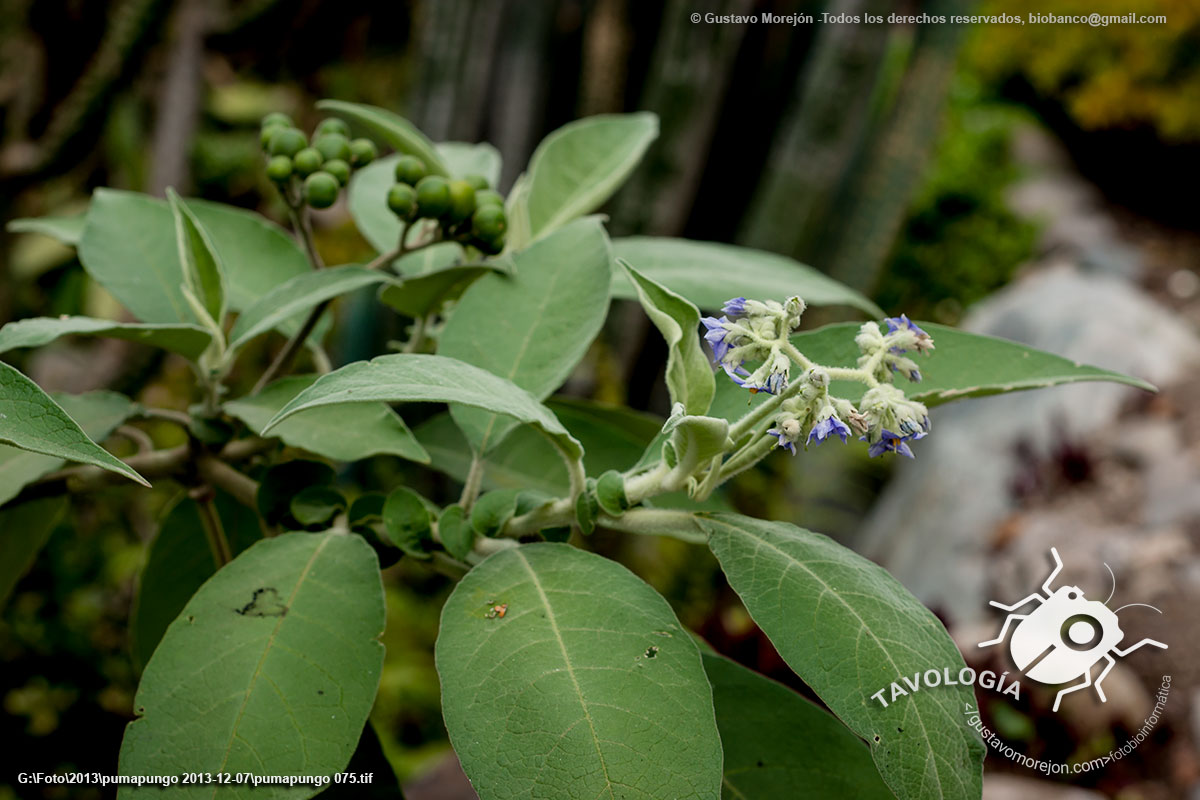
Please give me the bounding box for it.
[0,100,1153,800]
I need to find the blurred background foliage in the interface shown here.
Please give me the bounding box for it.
[1,0,1197,797]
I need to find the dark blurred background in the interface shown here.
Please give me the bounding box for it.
[3,1,1200,798]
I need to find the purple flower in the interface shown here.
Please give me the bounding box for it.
[768,428,797,455]
[808,415,851,445]
[740,370,785,395]
[885,314,928,337]
[722,297,747,317]
[865,428,926,458]
[701,316,731,362]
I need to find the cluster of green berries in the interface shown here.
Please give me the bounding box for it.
[260,112,378,210]
[386,156,507,255]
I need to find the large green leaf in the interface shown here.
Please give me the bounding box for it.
[379,260,511,319]
[612,237,884,316]
[0,316,211,360]
[0,497,67,611]
[417,397,663,495]
[228,266,394,352]
[0,363,147,487]
[225,375,429,464]
[118,533,385,798]
[7,214,87,246]
[703,653,892,800]
[168,189,227,328]
[522,112,658,240]
[619,259,714,415]
[700,514,984,800]
[437,141,502,187]
[129,493,263,669]
[317,100,447,175]
[346,155,406,254]
[261,354,582,462]
[440,217,612,453]
[436,543,722,799]
[0,390,139,506]
[788,321,1156,407]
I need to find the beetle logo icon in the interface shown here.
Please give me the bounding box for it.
[978,547,1167,711]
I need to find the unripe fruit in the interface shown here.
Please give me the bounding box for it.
[446,179,477,223]
[323,158,351,186]
[268,127,307,158]
[393,155,427,186]
[315,118,350,138]
[387,183,417,218]
[464,174,489,191]
[261,112,294,129]
[261,124,286,149]
[349,138,377,166]
[474,235,504,256]
[304,172,340,209]
[266,155,293,182]
[474,189,504,209]
[314,133,352,163]
[415,175,451,219]
[293,147,323,177]
[472,205,507,240]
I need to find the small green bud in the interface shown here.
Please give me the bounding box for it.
[323,158,351,186]
[293,147,323,177]
[387,183,417,218]
[415,175,451,219]
[265,155,293,182]
[474,189,504,209]
[268,127,307,158]
[349,138,377,166]
[315,118,350,138]
[393,155,427,186]
[313,133,352,163]
[304,171,340,209]
[446,179,477,223]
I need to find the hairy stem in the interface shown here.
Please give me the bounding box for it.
[251,300,328,394]
[459,454,486,510]
[194,491,233,566]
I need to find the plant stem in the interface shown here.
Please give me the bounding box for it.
[194,491,233,567]
[196,456,259,509]
[287,197,324,270]
[402,314,428,353]
[716,433,778,484]
[459,454,486,510]
[251,300,328,394]
[597,509,705,543]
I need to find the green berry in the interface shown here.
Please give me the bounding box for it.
[304,172,340,209]
[474,189,504,209]
[268,127,307,158]
[446,179,477,223]
[415,175,451,219]
[261,112,294,129]
[393,155,427,186]
[315,118,350,138]
[260,124,286,149]
[474,235,504,256]
[464,174,489,191]
[314,133,352,163]
[387,183,417,218]
[293,147,323,177]
[349,138,377,166]
[323,158,351,186]
[472,205,507,240]
[265,155,293,182]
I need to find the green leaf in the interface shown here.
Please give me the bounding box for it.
[0,363,148,487]
[0,390,138,506]
[437,141,502,187]
[291,486,347,527]
[437,504,474,561]
[594,470,628,516]
[440,217,612,453]
[416,397,662,495]
[130,493,263,669]
[522,112,658,240]
[435,543,723,800]
[262,355,584,464]
[0,497,67,612]
[7,214,87,246]
[256,460,335,529]
[347,155,407,254]
[700,514,984,800]
[168,189,227,328]
[787,321,1156,407]
[469,489,549,538]
[0,316,211,360]
[664,407,731,475]
[118,533,385,798]
[702,653,893,800]
[225,376,429,464]
[228,266,394,352]
[379,260,511,319]
[317,100,447,175]
[382,486,433,559]
[619,259,714,415]
[612,237,884,316]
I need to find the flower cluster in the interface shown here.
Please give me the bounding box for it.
[855,314,934,384]
[766,368,864,455]
[858,384,931,458]
[701,296,805,394]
